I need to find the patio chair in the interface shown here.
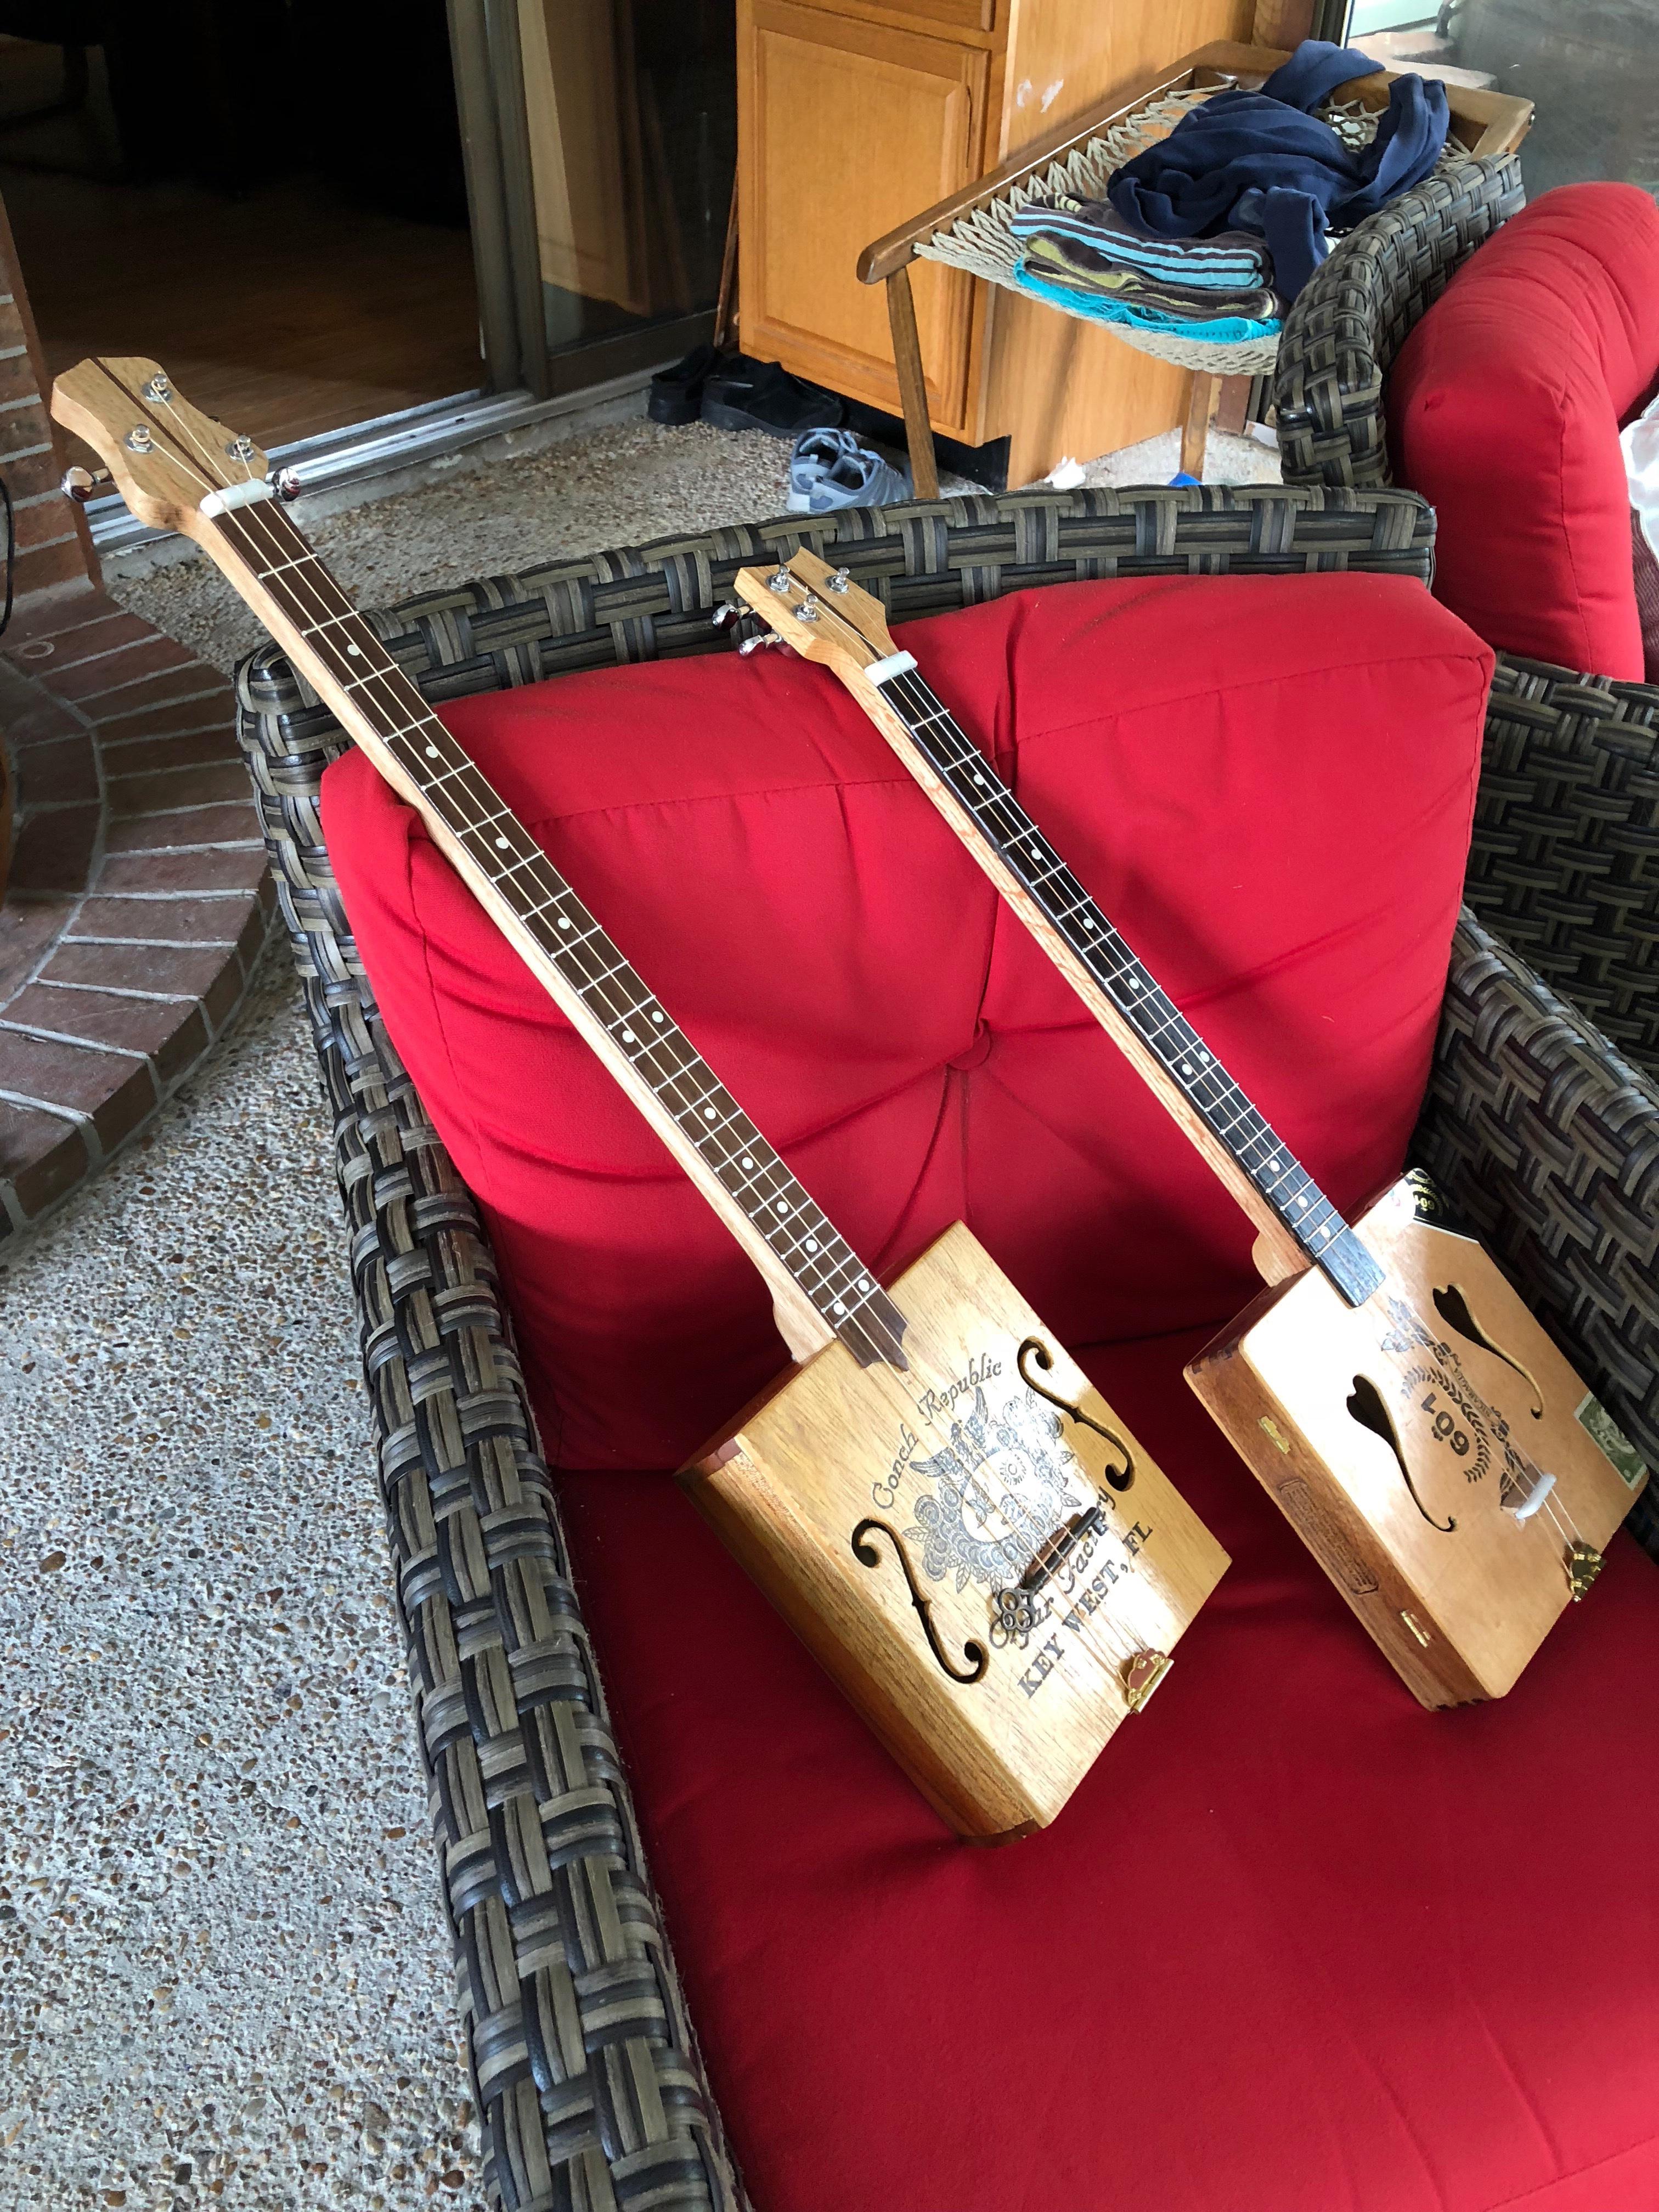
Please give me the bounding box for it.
[1275,157,1659,1081]
[234,481,1659,2208]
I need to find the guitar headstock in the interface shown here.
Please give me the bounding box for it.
[731,549,897,678]
[50,357,268,539]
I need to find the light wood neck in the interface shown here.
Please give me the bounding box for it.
[735,552,1384,1310]
[208,498,911,1369]
[44,348,911,1375]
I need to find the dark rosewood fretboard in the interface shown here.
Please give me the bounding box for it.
[218,499,908,1368]
[869,660,1384,1308]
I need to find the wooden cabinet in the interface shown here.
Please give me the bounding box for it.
[739,2,990,431]
[737,0,1257,482]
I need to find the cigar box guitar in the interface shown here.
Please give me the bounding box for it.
[733,549,1649,1709]
[55,358,1228,1838]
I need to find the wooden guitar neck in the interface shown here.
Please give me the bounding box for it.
[52,356,907,1372]
[734,552,1384,1307]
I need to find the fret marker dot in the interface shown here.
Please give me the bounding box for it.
[620,1030,635,1043]
[704,1107,717,1120]
[1180,1063,1192,1075]
[741,1156,754,1171]
[858,1277,871,1293]
[494,836,509,849]
[346,642,362,658]
[805,1238,819,1254]
[558,918,571,929]
[775,1200,790,1216]
[1268,1157,1281,1171]
[425,743,439,757]
[1295,1194,1307,1207]
[833,1300,847,1315]
[651,1011,664,1023]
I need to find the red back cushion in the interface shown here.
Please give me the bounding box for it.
[1391,183,1659,679]
[321,574,1490,1470]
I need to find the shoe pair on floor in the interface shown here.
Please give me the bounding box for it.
[648,345,841,436]
[650,345,912,512]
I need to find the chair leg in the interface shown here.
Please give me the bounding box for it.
[1180,370,1220,480]
[886,266,940,500]
[712,176,739,355]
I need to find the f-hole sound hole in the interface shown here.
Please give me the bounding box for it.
[1432,1284,1544,1417]
[851,1517,989,1685]
[1017,1338,1134,1491]
[1346,1375,1457,1532]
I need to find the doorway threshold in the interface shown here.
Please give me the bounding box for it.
[86,365,661,565]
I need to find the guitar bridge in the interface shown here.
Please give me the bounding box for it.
[1018,1504,1105,1595]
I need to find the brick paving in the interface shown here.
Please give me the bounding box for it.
[0,189,274,1242]
[0,583,273,1240]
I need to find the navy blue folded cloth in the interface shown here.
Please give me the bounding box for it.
[1108,42,1448,301]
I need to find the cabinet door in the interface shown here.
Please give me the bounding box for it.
[738,0,988,436]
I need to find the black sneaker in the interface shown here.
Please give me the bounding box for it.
[701,357,845,438]
[648,342,724,426]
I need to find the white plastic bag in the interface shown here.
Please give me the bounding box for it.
[1621,388,1659,557]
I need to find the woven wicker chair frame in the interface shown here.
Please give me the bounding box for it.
[235,486,1659,2212]
[1274,156,1659,1080]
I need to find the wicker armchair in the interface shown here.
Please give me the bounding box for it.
[236,484,1659,2211]
[1275,157,1659,1080]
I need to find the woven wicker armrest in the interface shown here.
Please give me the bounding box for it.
[1415,911,1659,1559]
[1466,654,1659,1081]
[1274,155,1525,492]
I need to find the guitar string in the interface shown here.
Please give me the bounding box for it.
[841,619,1593,1566]
[874,661,1353,1263]
[191,469,1156,1689]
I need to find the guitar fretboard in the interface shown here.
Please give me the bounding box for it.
[218,500,909,1369]
[870,663,1383,1308]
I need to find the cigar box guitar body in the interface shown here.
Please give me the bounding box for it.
[55,358,1227,1838]
[734,551,1649,1708]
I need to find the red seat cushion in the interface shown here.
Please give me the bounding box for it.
[321,572,1489,1470]
[559,1331,1659,2212]
[1391,183,1659,679]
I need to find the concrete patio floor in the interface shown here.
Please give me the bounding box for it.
[0,411,1276,2210]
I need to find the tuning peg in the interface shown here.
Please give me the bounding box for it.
[61,465,111,504]
[825,567,851,594]
[737,631,791,657]
[710,600,742,628]
[272,467,301,503]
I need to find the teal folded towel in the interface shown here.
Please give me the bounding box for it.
[1013,261,1281,342]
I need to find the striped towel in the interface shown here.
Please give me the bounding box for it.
[1019,232,1279,324]
[1010,196,1274,292]
[1014,262,1282,344]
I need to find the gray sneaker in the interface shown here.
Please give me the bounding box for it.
[787,427,912,513]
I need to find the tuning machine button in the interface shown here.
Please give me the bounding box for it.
[61,466,111,504]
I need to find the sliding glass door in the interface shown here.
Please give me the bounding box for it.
[453,0,736,400]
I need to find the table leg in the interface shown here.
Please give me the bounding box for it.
[887,266,940,500]
[1180,370,1220,481]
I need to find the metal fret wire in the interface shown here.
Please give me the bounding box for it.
[223,507,1165,1636]
[879,667,1364,1272]
[224,506,910,1363]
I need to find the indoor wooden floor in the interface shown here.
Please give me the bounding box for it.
[6,162,483,455]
